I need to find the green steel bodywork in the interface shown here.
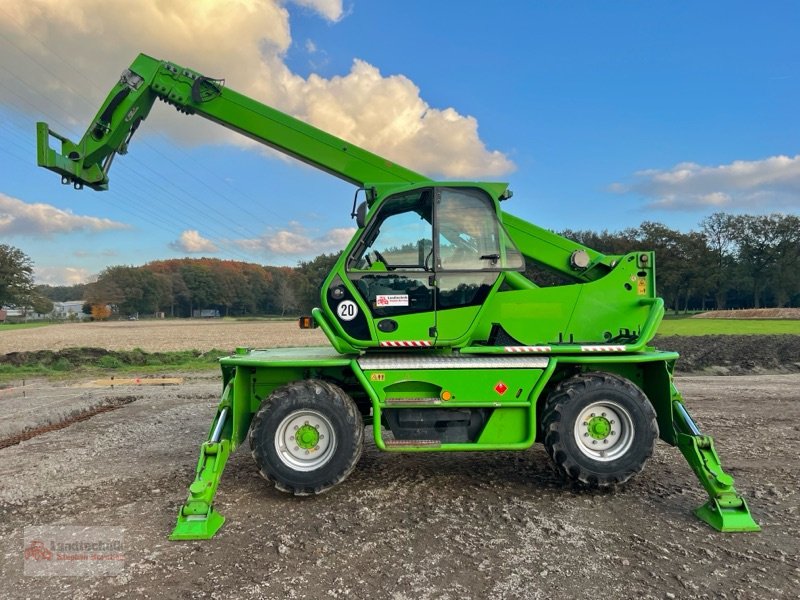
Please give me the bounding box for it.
[35,53,759,540]
[170,343,759,539]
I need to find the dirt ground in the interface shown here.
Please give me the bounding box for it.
[0,320,327,353]
[1,370,798,599]
[2,324,799,598]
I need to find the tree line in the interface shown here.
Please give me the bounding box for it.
[3,211,798,319]
[68,255,339,319]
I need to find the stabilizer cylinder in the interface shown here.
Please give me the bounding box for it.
[170,388,233,540]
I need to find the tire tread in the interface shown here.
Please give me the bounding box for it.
[542,372,658,487]
[249,379,363,496]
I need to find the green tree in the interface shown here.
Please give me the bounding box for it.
[769,214,800,307]
[730,214,782,308]
[36,283,87,302]
[0,244,36,308]
[700,213,737,309]
[242,265,272,314]
[30,295,54,315]
[293,253,340,313]
[180,263,218,314]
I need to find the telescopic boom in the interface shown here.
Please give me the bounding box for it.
[37,53,430,191]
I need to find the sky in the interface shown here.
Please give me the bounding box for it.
[0,0,797,286]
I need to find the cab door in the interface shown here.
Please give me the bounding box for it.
[432,187,525,344]
[346,188,437,346]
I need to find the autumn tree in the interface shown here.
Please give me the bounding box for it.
[91,304,112,320]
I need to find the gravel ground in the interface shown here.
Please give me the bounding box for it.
[0,372,798,599]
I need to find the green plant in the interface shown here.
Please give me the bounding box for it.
[97,355,123,369]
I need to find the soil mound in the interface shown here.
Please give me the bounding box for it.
[2,338,799,375]
[654,334,800,374]
[0,347,223,368]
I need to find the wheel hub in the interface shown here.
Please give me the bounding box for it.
[295,424,320,449]
[573,400,634,462]
[586,415,611,440]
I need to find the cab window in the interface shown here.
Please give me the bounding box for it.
[436,188,524,271]
[350,190,432,272]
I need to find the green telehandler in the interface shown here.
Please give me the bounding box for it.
[36,54,759,540]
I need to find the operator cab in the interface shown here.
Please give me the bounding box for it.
[329,186,524,347]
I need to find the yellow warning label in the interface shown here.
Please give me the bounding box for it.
[370,373,385,381]
[637,277,647,295]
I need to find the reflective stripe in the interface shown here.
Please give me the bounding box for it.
[580,345,627,352]
[379,340,432,348]
[504,346,551,353]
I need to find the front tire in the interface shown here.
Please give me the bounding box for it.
[250,379,363,495]
[542,372,658,487]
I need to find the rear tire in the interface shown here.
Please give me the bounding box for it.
[542,372,658,487]
[250,379,363,495]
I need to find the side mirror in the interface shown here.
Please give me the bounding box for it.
[356,201,367,229]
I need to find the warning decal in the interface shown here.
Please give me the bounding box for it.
[637,277,647,295]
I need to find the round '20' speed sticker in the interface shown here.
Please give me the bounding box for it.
[336,300,358,321]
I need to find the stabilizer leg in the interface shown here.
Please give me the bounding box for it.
[672,401,760,532]
[170,388,233,540]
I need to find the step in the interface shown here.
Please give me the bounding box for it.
[385,397,441,405]
[384,439,441,448]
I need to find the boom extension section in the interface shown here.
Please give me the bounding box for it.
[37,53,430,192]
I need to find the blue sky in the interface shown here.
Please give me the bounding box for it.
[0,1,797,285]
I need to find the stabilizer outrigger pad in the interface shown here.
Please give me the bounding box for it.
[672,400,760,532]
[694,497,760,533]
[171,509,225,541]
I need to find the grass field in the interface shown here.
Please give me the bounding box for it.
[658,317,800,336]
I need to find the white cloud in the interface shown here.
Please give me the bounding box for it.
[0,0,513,179]
[290,0,343,21]
[611,155,800,211]
[169,230,219,253]
[0,193,128,236]
[35,266,93,285]
[236,225,354,255]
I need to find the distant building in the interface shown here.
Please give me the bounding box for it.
[1,300,88,321]
[192,309,221,318]
[1,306,49,321]
[52,300,88,320]
[50,300,89,320]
